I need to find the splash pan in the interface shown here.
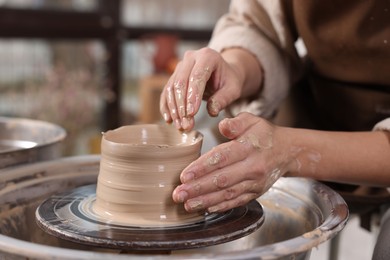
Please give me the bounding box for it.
[0,117,66,168]
[0,155,348,260]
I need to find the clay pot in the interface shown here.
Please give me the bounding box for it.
[94,124,204,227]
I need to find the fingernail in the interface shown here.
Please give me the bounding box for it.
[176,190,188,203]
[207,206,220,213]
[181,117,190,130]
[174,119,181,129]
[208,98,220,116]
[187,200,204,211]
[163,112,170,122]
[181,171,194,183]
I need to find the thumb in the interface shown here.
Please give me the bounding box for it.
[206,82,241,117]
[218,112,260,139]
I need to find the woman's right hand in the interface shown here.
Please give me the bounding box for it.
[159,47,247,131]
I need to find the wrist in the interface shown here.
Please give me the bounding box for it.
[273,126,313,178]
[271,126,298,177]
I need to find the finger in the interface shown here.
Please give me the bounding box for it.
[204,62,241,117]
[160,80,173,123]
[173,80,186,120]
[218,112,261,139]
[205,86,240,117]
[179,139,250,184]
[162,61,188,129]
[181,116,195,132]
[186,51,214,117]
[183,180,261,213]
[173,155,259,203]
[165,80,181,129]
[172,139,257,204]
[170,54,197,130]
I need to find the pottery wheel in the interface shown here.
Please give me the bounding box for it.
[36,184,264,251]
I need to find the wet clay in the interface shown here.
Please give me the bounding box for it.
[93,124,204,227]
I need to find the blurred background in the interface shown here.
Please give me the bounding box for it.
[0,0,230,155]
[0,2,381,259]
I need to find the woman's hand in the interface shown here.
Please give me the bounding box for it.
[172,112,297,213]
[160,47,262,131]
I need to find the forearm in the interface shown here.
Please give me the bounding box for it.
[221,48,263,99]
[282,127,390,186]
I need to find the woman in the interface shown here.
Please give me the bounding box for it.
[159,0,390,222]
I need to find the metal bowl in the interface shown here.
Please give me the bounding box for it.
[0,117,66,168]
[0,155,348,260]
